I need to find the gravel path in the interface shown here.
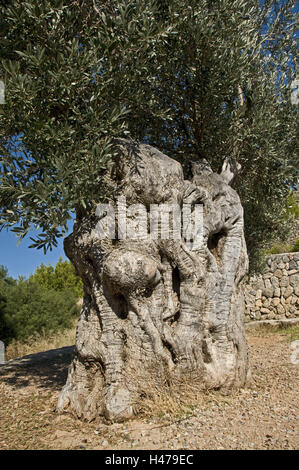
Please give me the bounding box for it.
[0,327,298,450]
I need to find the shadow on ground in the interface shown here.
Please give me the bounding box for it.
[0,346,74,391]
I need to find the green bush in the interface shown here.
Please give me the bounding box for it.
[267,243,293,255]
[263,237,299,256]
[292,238,299,253]
[0,278,80,343]
[29,257,83,298]
[0,266,16,341]
[286,192,299,221]
[0,259,83,344]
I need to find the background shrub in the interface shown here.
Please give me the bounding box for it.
[265,238,299,255]
[291,238,299,253]
[0,260,81,344]
[29,257,83,298]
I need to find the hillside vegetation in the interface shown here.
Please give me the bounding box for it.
[0,258,82,356]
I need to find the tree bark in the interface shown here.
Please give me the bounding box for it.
[57,139,250,422]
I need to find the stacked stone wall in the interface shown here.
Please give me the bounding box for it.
[245,253,299,322]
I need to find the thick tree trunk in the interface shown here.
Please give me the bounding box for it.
[57,139,250,422]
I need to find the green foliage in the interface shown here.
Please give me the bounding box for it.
[285,191,299,221]
[0,265,16,340]
[0,0,298,269]
[29,257,83,298]
[292,238,299,252]
[1,280,78,342]
[263,238,299,255]
[0,0,171,251]
[0,265,15,285]
[258,190,299,262]
[0,259,81,344]
[266,243,293,255]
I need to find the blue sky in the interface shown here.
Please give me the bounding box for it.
[0,223,73,279]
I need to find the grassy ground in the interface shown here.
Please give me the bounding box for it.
[247,324,299,342]
[0,325,298,450]
[5,323,77,361]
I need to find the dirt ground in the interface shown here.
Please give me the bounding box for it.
[0,327,298,450]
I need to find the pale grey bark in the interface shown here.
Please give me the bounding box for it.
[57,139,250,422]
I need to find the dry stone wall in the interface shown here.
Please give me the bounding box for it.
[245,252,299,322]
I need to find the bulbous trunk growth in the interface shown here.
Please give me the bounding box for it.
[57,139,250,422]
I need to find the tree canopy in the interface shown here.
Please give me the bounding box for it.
[0,0,298,267]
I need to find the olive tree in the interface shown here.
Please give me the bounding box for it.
[0,0,297,421]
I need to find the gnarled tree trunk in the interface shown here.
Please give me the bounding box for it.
[57,139,250,422]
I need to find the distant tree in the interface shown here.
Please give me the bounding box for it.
[0,265,15,285]
[0,265,15,340]
[0,263,80,343]
[30,257,83,298]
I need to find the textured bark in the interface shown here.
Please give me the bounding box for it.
[57,139,250,422]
